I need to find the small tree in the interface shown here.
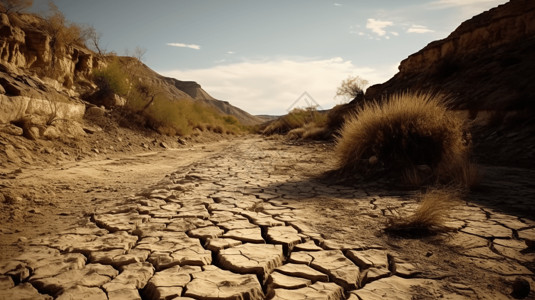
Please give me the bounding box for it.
[85,26,105,55]
[0,0,33,13]
[335,75,368,101]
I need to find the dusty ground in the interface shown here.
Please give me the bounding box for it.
[0,138,234,259]
[0,135,534,299]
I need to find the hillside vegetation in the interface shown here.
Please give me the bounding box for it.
[88,57,247,136]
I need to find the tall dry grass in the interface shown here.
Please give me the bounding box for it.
[385,189,459,236]
[335,93,474,187]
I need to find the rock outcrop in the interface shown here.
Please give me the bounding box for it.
[366,0,535,111]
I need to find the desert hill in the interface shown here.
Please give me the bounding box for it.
[366,0,535,111]
[0,8,260,169]
[336,0,535,167]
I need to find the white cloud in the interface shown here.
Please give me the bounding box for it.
[366,18,393,37]
[391,31,399,36]
[429,0,504,8]
[167,43,201,50]
[407,25,434,34]
[226,51,235,54]
[160,58,396,115]
[334,2,342,6]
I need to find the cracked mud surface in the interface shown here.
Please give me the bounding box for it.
[1,137,534,299]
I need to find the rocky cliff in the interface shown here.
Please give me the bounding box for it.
[366,0,535,111]
[0,10,261,143]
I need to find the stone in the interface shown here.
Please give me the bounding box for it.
[104,262,154,289]
[35,231,138,255]
[217,219,257,230]
[85,106,106,118]
[307,250,361,290]
[392,259,420,277]
[138,233,211,270]
[0,283,52,300]
[350,276,457,300]
[144,265,201,300]
[184,265,264,300]
[293,240,323,251]
[461,221,512,238]
[0,123,23,136]
[288,251,314,265]
[205,238,242,252]
[518,227,535,245]
[188,226,224,240]
[267,271,311,290]
[241,211,285,227]
[29,253,87,280]
[275,263,329,282]
[267,226,302,253]
[224,227,264,243]
[93,211,149,232]
[0,275,14,289]
[218,243,284,282]
[166,218,213,232]
[271,281,343,300]
[346,249,389,269]
[359,267,391,285]
[176,205,210,219]
[90,249,150,267]
[31,263,118,296]
[56,285,108,300]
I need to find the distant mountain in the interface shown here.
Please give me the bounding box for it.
[163,77,263,126]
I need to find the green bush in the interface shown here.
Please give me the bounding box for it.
[335,93,474,186]
[143,97,245,137]
[92,60,129,97]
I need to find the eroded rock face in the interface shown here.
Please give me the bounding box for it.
[365,0,535,111]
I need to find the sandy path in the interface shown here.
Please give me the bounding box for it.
[0,139,233,259]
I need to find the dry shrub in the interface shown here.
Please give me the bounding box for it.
[262,107,326,135]
[385,189,459,236]
[335,92,473,187]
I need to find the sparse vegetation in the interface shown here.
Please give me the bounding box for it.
[385,189,458,236]
[335,75,368,101]
[262,107,327,137]
[43,2,88,50]
[87,58,245,137]
[335,92,474,187]
[91,59,130,99]
[0,0,33,13]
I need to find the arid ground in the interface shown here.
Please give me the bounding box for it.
[0,136,534,299]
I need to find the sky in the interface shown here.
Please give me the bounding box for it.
[32,0,508,115]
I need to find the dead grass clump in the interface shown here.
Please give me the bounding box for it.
[335,92,473,187]
[262,107,327,135]
[385,189,458,236]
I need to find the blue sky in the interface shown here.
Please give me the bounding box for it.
[33,0,508,115]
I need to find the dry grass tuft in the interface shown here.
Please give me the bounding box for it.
[335,92,474,187]
[385,189,459,236]
[262,107,327,136]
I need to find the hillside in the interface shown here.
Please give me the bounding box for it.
[0,9,261,170]
[366,0,535,111]
[332,0,535,167]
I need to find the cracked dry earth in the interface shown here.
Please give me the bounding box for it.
[1,137,534,299]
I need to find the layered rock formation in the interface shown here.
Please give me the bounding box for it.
[366,0,535,111]
[0,9,261,146]
[0,12,97,140]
